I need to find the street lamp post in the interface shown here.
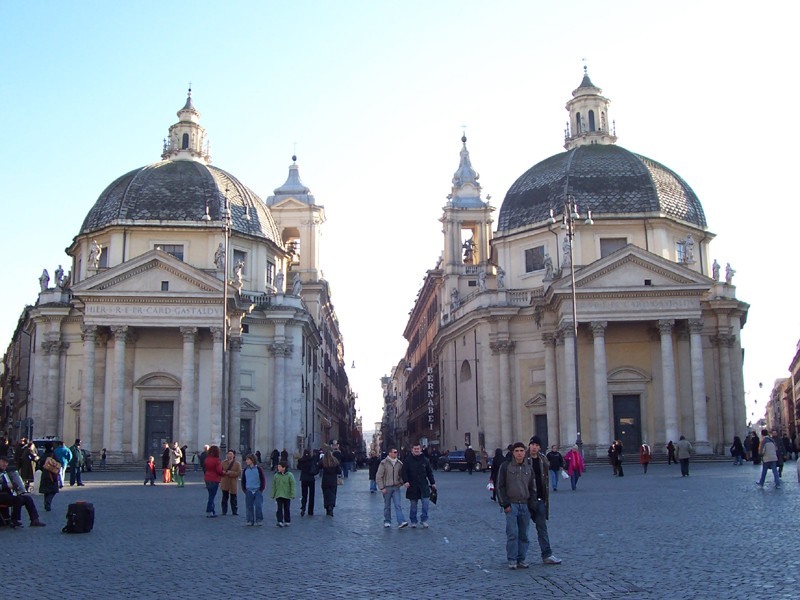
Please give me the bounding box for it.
[550,195,592,453]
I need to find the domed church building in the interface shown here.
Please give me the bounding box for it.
[414,70,748,456]
[3,92,354,462]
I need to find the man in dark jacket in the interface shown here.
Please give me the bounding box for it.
[402,443,436,528]
[464,445,477,475]
[367,452,381,493]
[497,442,534,569]
[528,436,561,565]
[69,439,85,486]
[545,445,564,492]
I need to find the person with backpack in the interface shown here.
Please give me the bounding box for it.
[297,449,318,516]
[241,453,266,526]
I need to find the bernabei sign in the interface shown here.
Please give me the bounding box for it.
[427,366,436,424]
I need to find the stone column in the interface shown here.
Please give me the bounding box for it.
[555,331,569,446]
[542,333,559,448]
[110,325,129,454]
[179,327,197,447]
[229,336,243,454]
[80,325,97,451]
[42,339,63,436]
[491,340,515,443]
[659,319,679,445]
[715,333,735,447]
[591,321,610,453]
[688,319,711,453]
[561,326,577,447]
[270,342,287,453]
[210,327,224,446]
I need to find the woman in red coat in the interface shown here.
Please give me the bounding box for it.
[203,445,224,517]
[564,445,585,491]
[639,443,652,474]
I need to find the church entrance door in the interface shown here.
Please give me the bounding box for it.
[613,395,642,452]
[145,401,174,458]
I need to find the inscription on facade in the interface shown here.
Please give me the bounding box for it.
[427,366,436,425]
[85,304,223,318]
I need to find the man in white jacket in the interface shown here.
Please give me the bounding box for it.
[376,448,407,529]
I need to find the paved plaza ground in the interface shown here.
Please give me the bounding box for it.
[5,458,798,599]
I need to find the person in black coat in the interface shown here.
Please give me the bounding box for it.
[318,451,342,517]
[270,449,280,472]
[489,448,504,502]
[750,433,761,465]
[37,446,60,511]
[367,452,381,493]
[401,443,436,528]
[297,449,317,516]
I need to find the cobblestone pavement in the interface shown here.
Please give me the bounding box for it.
[5,459,799,599]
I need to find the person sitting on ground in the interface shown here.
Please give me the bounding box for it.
[0,455,46,527]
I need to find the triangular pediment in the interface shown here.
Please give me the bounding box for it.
[269,197,314,210]
[551,245,712,292]
[72,249,225,296]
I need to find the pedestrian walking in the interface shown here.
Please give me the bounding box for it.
[666,441,676,465]
[53,441,72,488]
[100,448,107,469]
[676,435,692,477]
[376,447,407,528]
[199,445,209,473]
[564,445,584,490]
[640,442,652,474]
[170,442,183,481]
[730,436,746,466]
[69,439,85,486]
[750,432,761,465]
[221,450,241,516]
[756,429,780,488]
[271,460,296,527]
[367,451,381,493]
[612,440,624,477]
[318,450,342,517]
[464,445,477,475]
[402,443,436,528]
[161,442,172,483]
[203,445,224,517]
[18,440,38,492]
[489,448,504,501]
[37,445,59,512]
[608,443,618,476]
[270,448,280,472]
[772,429,785,477]
[297,448,318,516]
[241,454,266,526]
[545,445,564,491]
[144,456,156,486]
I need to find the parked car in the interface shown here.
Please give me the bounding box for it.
[33,436,62,458]
[438,451,491,472]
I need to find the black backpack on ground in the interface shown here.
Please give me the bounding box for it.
[63,501,94,533]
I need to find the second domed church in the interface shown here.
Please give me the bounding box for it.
[393,70,748,457]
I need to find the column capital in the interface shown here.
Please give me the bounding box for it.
[81,324,98,342]
[210,327,225,342]
[711,334,736,348]
[490,340,516,354]
[269,342,293,357]
[42,340,68,355]
[560,324,576,339]
[541,332,556,345]
[590,321,608,338]
[688,319,704,335]
[657,319,675,335]
[111,325,130,341]
[180,326,198,341]
[229,337,243,352]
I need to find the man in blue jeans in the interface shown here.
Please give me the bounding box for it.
[376,447,407,529]
[497,443,534,569]
[756,428,780,489]
[528,436,561,565]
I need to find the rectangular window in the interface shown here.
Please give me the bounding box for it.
[157,244,184,261]
[160,281,169,291]
[524,245,545,273]
[266,261,275,285]
[675,241,686,263]
[600,237,627,258]
[98,244,109,268]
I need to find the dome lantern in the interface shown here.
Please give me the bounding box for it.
[564,67,617,150]
[161,88,212,164]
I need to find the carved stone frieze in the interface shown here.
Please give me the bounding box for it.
[489,340,516,354]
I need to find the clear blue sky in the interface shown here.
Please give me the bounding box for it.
[1,1,797,428]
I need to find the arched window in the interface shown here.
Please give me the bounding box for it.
[181,133,189,149]
[575,112,582,133]
[459,360,472,382]
[588,110,596,131]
